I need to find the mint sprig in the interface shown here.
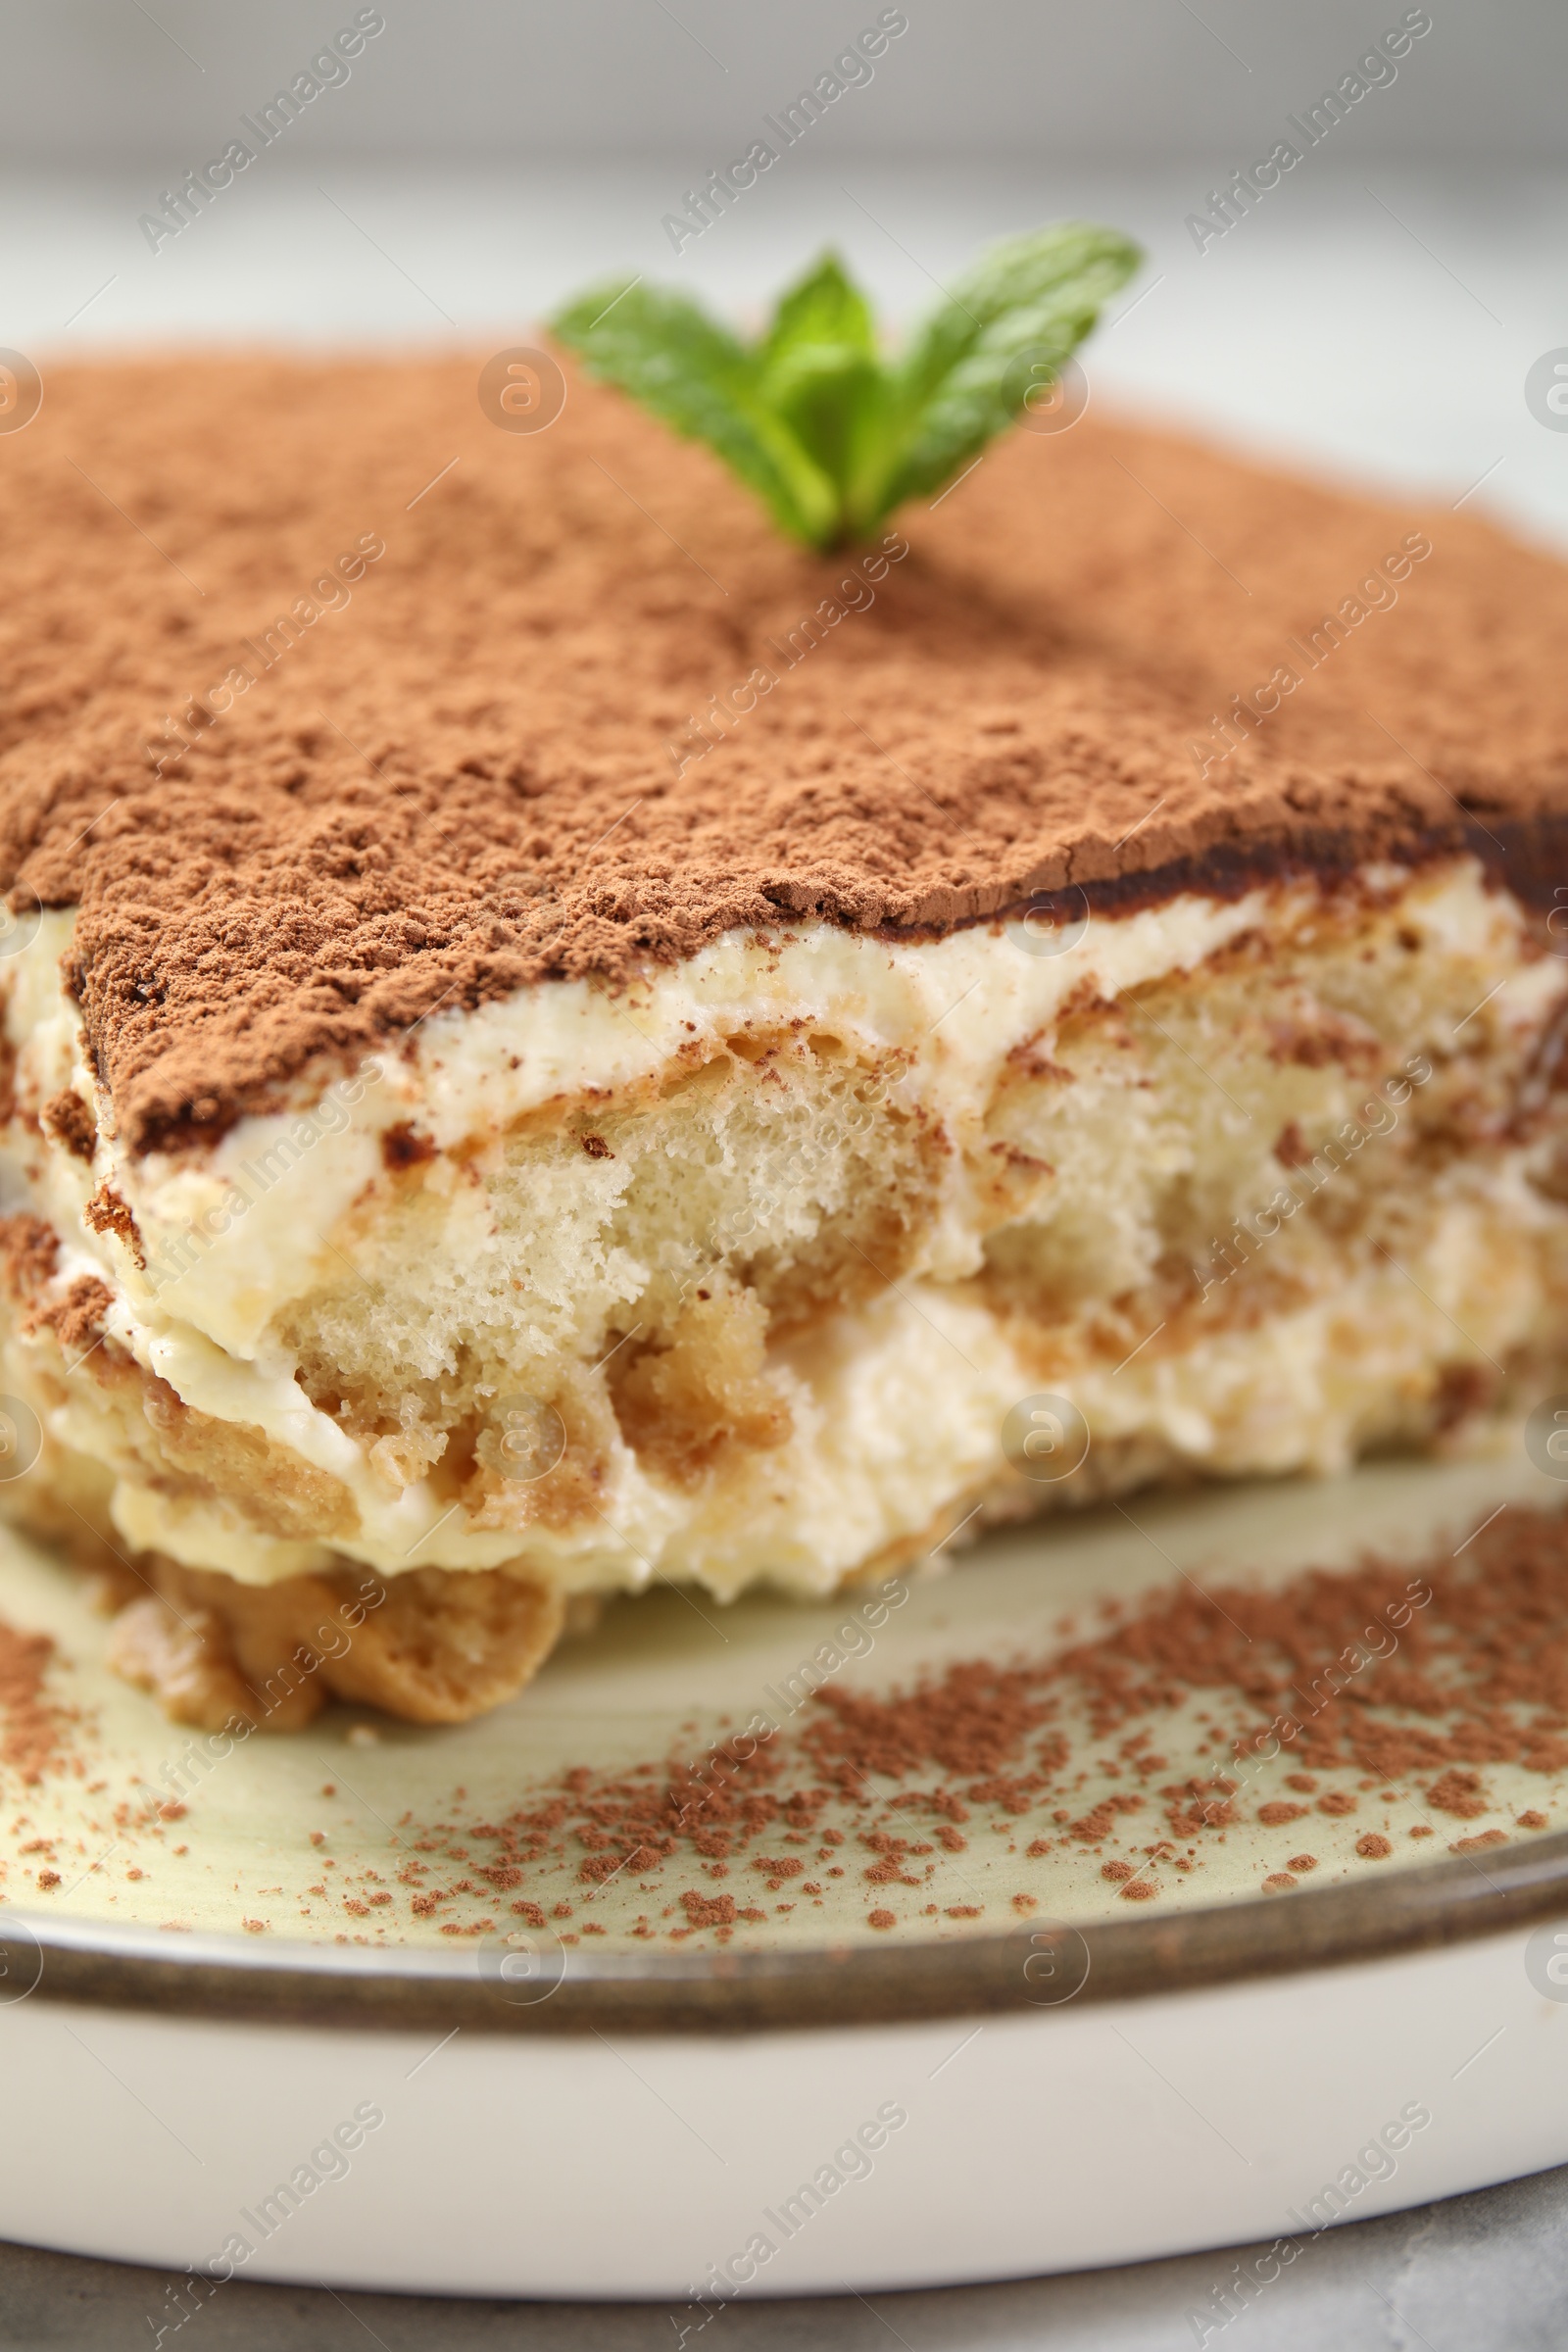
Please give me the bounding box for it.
[551,223,1141,551]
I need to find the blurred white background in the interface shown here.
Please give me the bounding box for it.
[1,0,1565,539]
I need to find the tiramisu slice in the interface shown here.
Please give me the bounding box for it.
[2,348,1567,1730]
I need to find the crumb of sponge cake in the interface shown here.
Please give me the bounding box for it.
[107,1562,564,1732]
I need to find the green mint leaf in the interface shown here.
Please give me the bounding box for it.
[852,222,1142,535]
[758,251,877,377]
[549,224,1141,551]
[756,253,887,511]
[552,276,837,545]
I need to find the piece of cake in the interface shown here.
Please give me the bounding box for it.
[2,352,1566,1730]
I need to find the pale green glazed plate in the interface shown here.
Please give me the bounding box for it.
[3,1446,1568,2029]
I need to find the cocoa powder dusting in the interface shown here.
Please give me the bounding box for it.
[40,1089,96,1162]
[0,1215,59,1305]
[39,1273,115,1357]
[386,1505,1568,1935]
[3,358,1568,1153]
[0,1617,68,1785]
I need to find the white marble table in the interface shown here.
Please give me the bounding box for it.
[3,2159,1566,2349]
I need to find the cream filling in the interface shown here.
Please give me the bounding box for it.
[2,859,1559,1595]
[85,1182,1566,1601]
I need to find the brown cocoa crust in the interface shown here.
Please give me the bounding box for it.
[0,1213,113,1358]
[971,815,1568,934]
[82,1184,144,1267]
[40,1088,96,1161]
[0,1213,59,1303]
[43,1274,115,1359]
[5,354,1568,1155]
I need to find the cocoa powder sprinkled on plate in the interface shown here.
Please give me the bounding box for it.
[0,1616,70,1785]
[379,1504,1568,1936]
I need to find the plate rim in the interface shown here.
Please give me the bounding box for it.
[4,1828,1567,2035]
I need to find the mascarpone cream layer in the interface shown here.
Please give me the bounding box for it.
[1,859,1553,1594]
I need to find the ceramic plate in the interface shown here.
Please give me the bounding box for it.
[3,1448,1568,2296]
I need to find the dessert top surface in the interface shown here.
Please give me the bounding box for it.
[4,352,1568,1152]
